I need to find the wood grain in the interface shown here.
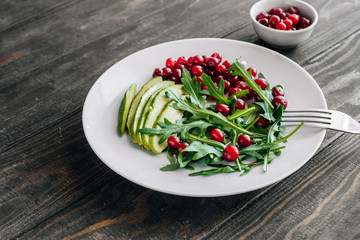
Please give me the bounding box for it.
[0,0,359,239]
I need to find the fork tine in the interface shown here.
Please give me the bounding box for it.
[282,109,332,126]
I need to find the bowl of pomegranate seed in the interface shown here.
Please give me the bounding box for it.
[250,0,318,48]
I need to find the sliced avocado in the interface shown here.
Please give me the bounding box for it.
[126,76,162,136]
[134,85,170,145]
[141,84,185,150]
[118,83,137,135]
[149,100,184,154]
[129,81,174,143]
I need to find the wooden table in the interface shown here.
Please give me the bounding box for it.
[1,0,359,239]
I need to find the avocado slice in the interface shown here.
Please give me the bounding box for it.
[140,84,185,150]
[118,83,137,135]
[126,76,163,137]
[129,81,174,143]
[149,100,184,154]
[134,85,170,145]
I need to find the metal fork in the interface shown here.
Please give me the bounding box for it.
[281,109,360,134]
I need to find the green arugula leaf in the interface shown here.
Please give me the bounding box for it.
[229,59,273,108]
[160,163,180,171]
[138,120,212,143]
[201,73,231,105]
[189,166,237,176]
[181,68,206,109]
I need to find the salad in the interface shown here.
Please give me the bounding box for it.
[118,53,303,176]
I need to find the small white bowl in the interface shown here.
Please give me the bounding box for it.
[250,0,318,48]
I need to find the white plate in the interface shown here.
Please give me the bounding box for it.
[82,38,326,197]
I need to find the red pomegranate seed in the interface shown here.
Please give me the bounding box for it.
[256,11,270,21]
[272,86,285,97]
[222,60,231,68]
[167,136,180,149]
[228,87,241,96]
[287,6,299,14]
[206,57,220,69]
[153,68,162,77]
[237,134,252,148]
[177,142,189,155]
[276,22,287,30]
[196,76,203,83]
[215,104,231,116]
[300,17,311,28]
[214,75,224,83]
[177,56,187,65]
[187,56,193,64]
[256,115,269,128]
[269,15,281,26]
[210,128,224,142]
[162,67,172,79]
[192,55,204,65]
[211,53,222,62]
[247,67,257,77]
[166,58,177,69]
[191,65,204,76]
[283,18,293,29]
[259,18,269,26]
[254,78,267,90]
[288,14,300,25]
[223,80,231,92]
[223,145,239,162]
[277,11,287,19]
[235,98,245,110]
[215,65,227,75]
[174,63,185,70]
[172,68,182,82]
[272,96,288,109]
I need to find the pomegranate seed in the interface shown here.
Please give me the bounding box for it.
[277,11,287,19]
[223,145,239,162]
[269,8,276,14]
[172,68,182,82]
[192,55,204,65]
[273,8,284,15]
[206,57,220,68]
[162,67,172,79]
[177,56,187,65]
[215,65,227,75]
[256,11,270,21]
[215,104,231,116]
[235,98,245,110]
[210,128,224,142]
[272,86,285,97]
[211,53,222,62]
[276,22,287,30]
[196,76,203,83]
[247,67,257,77]
[223,80,231,92]
[191,65,204,76]
[254,93,264,102]
[283,18,293,29]
[269,15,281,26]
[272,96,288,109]
[241,86,254,99]
[287,6,299,14]
[205,69,215,78]
[256,115,269,128]
[166,58,177,69]
[259,18,269,26]
[167,136,180,149]
[237,134,252,148]
[300,17,311,28]
[288,14,300,25]
[187,56,193,64]
[201,84,208,90]
[228,87,241,96]
[254,78,267,90]
[185,62,192,71]
[153,68,162,77]
[227,74,239,83]
[174,63,185,70]
[214,75,224,83]
[223,60,231,68]
[233,81,245,88]
[177,142,189,155]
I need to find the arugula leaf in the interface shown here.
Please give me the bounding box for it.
[160,163,180,171]
[201,73,231,105]
[228,106,256,121]
[229,59,273,108]
[138,120,212,143]
[181,68,206,109]
[189,166,237,176]
[187,134,225,149]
